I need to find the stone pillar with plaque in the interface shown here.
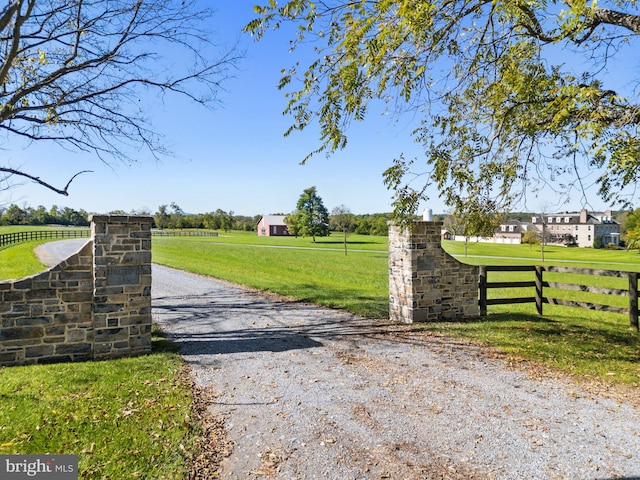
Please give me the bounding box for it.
[91,215,152,359]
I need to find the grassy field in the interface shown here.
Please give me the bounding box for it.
[444,239,640,269]
[0,329,201,479]
[0,240,50,279]
[150,231,640,385]
[1,228,639,479]
[0,228,203,479]
[153,232,389,318]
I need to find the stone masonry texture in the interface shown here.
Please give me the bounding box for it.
[0,215,152,366]
[389,221,479,323]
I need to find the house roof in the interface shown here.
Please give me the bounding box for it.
[259,215,287,226]
[532,210,618,226]
[495,220,533,234]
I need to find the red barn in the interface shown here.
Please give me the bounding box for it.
[257,215,289,236]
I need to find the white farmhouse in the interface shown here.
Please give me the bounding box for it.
[531,209,620,248]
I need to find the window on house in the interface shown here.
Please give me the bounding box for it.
[575,235,578,241]
[501,225,506,231]
[548,217,553,223]
[588,235,591,241]
[556,217,561,223]
[532,217,537,223]
[588,226,591,231]
[564,217,570,223]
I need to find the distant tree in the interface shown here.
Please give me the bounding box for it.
[31,206,49,225]
[220,210,234,232]
[593,235,604,249]
[447,205,502,256]
[292,187,330,242]
[2,204,27,225]
[49,205,61,221]
[63,207,88,226]
[154,205,170,230]
[369,214,391,236]
[202,213,218,231]
[353,213,391,236]
[0,202,87,225]
[130,208,152,216]
[623,209,640,250]
[284,211,302,237]
[522,229,541,246]
[1,0,239,198]
[233,214,257,232]
[331,205,356,255]
[168,203,184,229]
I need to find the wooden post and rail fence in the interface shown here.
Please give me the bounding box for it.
[0,229,91,248]
[479,265,639,331]
[0,228,219,249]
[2,228,638,332]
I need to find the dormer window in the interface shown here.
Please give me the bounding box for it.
[532,217,537,223]
[548,217,553,223]
[564,217,570,223]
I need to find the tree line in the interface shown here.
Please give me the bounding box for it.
[0,202,392,236]
[0,204,90,226]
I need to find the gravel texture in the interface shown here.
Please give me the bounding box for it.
[36,241,640,479]
[152,265,640,480]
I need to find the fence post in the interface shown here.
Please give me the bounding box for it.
[629,273,638,332]
[479,266,487,316]
[535,266,544,315]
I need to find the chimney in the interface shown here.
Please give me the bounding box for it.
[580,209,588,223]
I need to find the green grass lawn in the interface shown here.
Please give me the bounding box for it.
[166,229,388,251]
[0,329,202,480]
[152,233,389,318]
[150,232,640,386]
[0,232,203,479]
[0,240,50,279]
[443,239,640,269]
[1,229,639,479]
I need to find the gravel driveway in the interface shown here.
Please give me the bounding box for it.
[152,266,640,480]
[37,241,640,479]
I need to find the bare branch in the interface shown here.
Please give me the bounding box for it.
[0,167,92,195]
[0,0,240,197]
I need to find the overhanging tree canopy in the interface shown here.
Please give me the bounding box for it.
[246,0,640,221]
[1,0,238,195]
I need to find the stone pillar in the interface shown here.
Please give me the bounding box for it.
[389,221,479,323]
[91,215,152,359]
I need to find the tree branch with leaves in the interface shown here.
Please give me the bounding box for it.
[246,0,640,222]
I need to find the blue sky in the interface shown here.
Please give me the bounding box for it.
[2,2,625,217]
